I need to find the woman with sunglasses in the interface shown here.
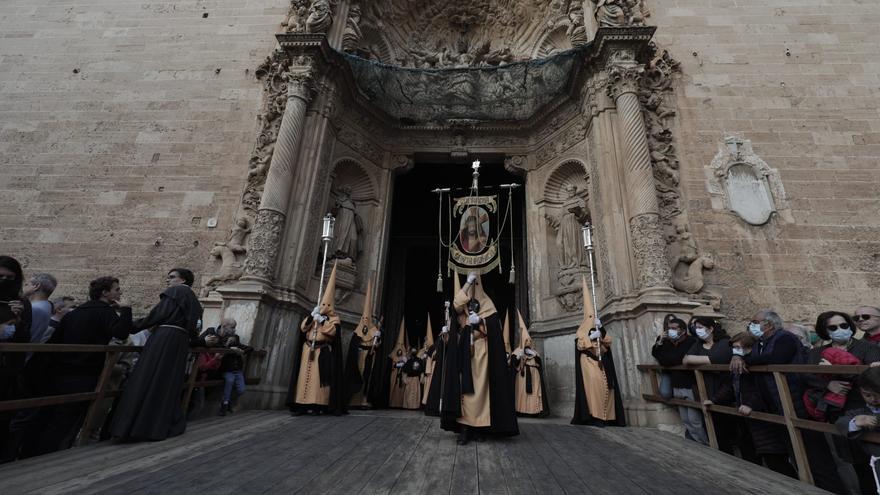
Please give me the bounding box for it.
[806,311,880,494]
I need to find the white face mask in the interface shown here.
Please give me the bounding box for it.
[732,347,746,357]
[667,329,680,340]
[695,327,709,341]
[748,323,764,338]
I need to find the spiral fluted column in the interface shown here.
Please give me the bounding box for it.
[244,68,314,282]
[607,62,672,290]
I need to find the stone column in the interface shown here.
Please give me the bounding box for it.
[244,67,314,282]
[606,58,672,291]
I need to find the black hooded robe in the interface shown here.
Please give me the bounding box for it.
[440,313,519,437]
[110,285,203,441]
[423,339,447,416]
[571,329,626,427]
[343,334,382,408]
[285,315,346,415]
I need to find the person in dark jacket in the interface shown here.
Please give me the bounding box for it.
[731,309,845,495]
[110,268,204,442]
[651,316,705,444]
[809,311,880,495]
[216,318,252,416]
[706,332,796,477]
[16,276,134,458]
[0,256,31,461]
[836,367,880,495]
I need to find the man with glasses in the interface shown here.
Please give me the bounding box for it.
[854,306,880,343]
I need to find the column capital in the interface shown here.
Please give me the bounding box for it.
[284,67,315,102]
[606,63,644,101]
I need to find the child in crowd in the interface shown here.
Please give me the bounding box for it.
[836,367,880,494]
[218,322,252,416]
[804,347,861,421]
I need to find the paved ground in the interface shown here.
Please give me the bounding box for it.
[0,410,826,494]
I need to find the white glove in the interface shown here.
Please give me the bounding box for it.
[589,330,601,341]
[316,314,327,323]
[395,361,405,368]
[467,272,477,284]
[525,348,536,357]
[374,330,381,338]
[467,312,481,326]
[512,349,524,358]
[311,306,321,319]
[440,325,449,334]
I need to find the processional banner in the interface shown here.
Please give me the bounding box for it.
[448,195,500,275]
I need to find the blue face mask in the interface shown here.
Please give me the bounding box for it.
[830,328,853,343]
[695,327,710,341]
[732,347,746,357]
[667,329,680,340]
[748,323,764,338]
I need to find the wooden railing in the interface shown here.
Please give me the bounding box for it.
[0,343,266,446]
[639,363,878,486]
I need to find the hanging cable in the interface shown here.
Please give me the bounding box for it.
[436,189,444,293]
[508,186,516,284]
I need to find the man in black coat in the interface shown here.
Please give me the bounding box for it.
[19,276,134,457]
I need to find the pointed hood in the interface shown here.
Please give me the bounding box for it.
[389,318,407,360]
[471,274,497,319]
[576,274,596,340]
[502,310,511,354]
[516,309,533,350]
[319,260,338,316]
[452,269,463,313]
[354,277,373,336]
[424,313,434,348]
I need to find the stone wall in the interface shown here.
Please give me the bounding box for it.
[652,0,880,326]
[0,0,288,310]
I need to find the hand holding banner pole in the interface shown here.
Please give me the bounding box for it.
[312,214,335,357]
[582,223,602,363]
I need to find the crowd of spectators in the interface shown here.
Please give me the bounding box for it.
[0,255,253,464]
[653,306,880,495]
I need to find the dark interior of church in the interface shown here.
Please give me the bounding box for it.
[382,160,528,349]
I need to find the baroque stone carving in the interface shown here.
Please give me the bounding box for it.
[668,224,713,294]
[227,216,251,254]
[547,184,589,270]
[306,0,333,34]
[337,127,384,165]
[202,243,245,297]
[244,210,285,281]
[630,213,673,289]
[590,0,648,27]
[707,136,789,225]
[535,119,588,166]
[342,3,363,54]
[566,4,590,47]
[283,0,309,32]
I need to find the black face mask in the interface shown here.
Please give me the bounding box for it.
[0,279,19,299]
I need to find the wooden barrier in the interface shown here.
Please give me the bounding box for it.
[0,342,266,445]
[638,363,880,486]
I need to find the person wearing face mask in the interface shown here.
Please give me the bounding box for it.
[652,314,703,443]
[730,309,845,494]
[806,311,880,495]
[683,317,748,456]
[705,332,797,478]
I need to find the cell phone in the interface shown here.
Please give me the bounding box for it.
[0,301,15,324]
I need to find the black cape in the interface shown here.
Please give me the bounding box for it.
[510,354,551,418]
[343,334,383,406]
[285,316,346,415]
[110,285,203,440]
[423,340,447,416]
[571,328,626,426]
[440,313,519,436]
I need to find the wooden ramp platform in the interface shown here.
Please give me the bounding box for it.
[0,410,825,494]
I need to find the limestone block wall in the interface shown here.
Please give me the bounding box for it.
[0,0,289,310]
[653,1,880,326]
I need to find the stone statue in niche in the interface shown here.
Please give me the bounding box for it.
[284,1,309,33]
[306,0,333,33]
[549,184,589,270]
[725,164,775,225]
[668,224,714,294]
[330,186,364,264]
[592,0,626,27]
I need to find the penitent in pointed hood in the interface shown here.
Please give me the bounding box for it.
[389,318,407,360]
[576,274,597,341]
[319,260,338,316]
[424,313,434,348]
[354,277,373,337]
[516,309,534,351]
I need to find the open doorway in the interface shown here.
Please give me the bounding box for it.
[381,160,528,353]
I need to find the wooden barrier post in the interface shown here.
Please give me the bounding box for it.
[773,371,813,485]
[181,352,202,413]
[77,350,122,446]
[648,367,660,397]
[693,369,719,450]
